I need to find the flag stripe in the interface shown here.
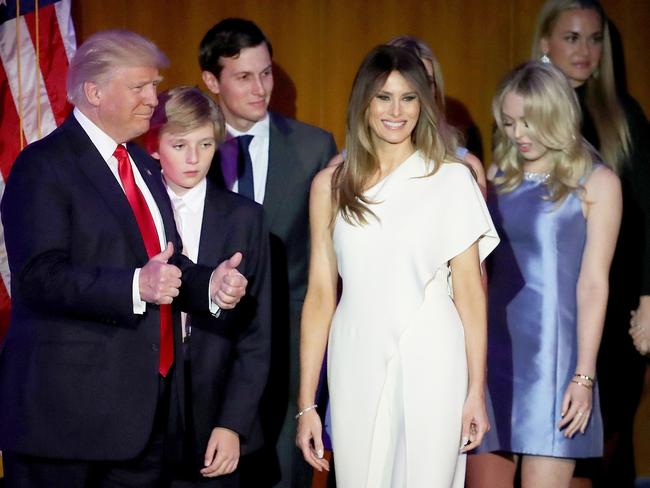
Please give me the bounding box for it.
[54,0,75,61]
[24,4,72,125]
[0,177,11,302]
[0,61,23,181]
[0,15,57,144]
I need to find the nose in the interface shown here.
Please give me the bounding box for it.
[513,122,524,139]
[577,39,590,57]
[389,98,401,117]
[186,145,199,165]
[142,84,158,107]
[252,75,267,97]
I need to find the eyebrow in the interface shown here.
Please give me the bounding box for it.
[233,63,273,76]
[376,90,418,96]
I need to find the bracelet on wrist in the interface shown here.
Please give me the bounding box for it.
[295,404,318,420]
[571,379,593,390]
[573,373,595,383]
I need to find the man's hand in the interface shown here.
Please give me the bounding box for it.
[139,242,182,304]
[210,252,247,309]
[200,427,240,477]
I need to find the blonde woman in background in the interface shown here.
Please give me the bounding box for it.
[533,1,650,485]
[466,62,621,488]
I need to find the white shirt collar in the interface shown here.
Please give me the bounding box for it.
[165,177,207,214]
[226,113,270,139]
[73,107,122,160]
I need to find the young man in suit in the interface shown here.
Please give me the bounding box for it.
[145,86,272,487]
[199,18,338,488]
[0,30,247,488]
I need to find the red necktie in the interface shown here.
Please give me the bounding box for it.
[114,145,173,377]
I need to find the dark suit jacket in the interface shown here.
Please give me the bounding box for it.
[0,115,214,461]
[179,180,271,469]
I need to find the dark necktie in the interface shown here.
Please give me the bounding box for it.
[237,135,255,200]
[114,144,174,377]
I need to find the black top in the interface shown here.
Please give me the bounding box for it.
[577,85,650,306]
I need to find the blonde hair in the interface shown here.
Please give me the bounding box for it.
[531,0,630,172]
[493,62,593,202]
[144,86,225,154]
[67,29,169,107]
[334,45,459,225]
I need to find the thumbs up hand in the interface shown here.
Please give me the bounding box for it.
[139,242,182,304]
[210,252,248,309]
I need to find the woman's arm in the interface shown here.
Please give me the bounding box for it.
[560,165,622,437]
[451,241,489,452]
[296,166,339,472]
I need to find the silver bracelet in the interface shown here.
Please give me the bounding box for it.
[295,404,318,420]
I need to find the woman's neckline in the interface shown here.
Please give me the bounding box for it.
[364,150,419,193]
[523,170,551,183]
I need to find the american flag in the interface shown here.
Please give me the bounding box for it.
[0,0,76,340]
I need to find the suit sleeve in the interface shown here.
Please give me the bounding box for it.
[216,206,272,438]
[1,148,136,324]
[319,132,338,170]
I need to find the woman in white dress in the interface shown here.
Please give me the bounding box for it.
[296,45,499,487]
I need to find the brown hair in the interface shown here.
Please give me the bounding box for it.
[334,45,459,225]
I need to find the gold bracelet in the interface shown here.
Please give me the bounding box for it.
[295,404,318,420]
[571,379,593,390]
[574,373,595,382]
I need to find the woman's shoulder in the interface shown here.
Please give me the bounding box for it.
[584,162,620,195]
[438,159,476,182]
[312,164,337,194]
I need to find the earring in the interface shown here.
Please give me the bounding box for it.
[540,53,551,64]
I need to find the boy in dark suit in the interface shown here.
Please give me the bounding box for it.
[145,86,272,487]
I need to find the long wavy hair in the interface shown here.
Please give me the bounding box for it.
[334,45,459,225]
[493,62,594,202]
[531,0,630,172]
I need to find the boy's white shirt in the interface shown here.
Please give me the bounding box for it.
[165,176,209,336]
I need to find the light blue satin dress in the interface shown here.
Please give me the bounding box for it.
[479,171,603,458]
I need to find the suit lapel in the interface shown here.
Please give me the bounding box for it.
[197,180,228,265]
[65,117,149,263]
[128,144,178,250]
[264,113,293,227]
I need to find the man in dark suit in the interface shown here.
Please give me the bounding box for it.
[144,86,272,487]
[0,30,247,488]
[199,18,337,488]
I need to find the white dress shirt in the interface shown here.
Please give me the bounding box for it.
[73,108,165,314]
[226,114,270,204]
[166,178,207,337]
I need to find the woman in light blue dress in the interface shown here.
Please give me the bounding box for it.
[467,62,622,488]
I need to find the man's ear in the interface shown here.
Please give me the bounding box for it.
[84,81,102,107]
[151,151,160,160]
[202,71,220,96]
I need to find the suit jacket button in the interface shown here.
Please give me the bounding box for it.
[151,344,159,352]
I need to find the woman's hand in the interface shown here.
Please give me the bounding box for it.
[295,410,329,472]
[558,380,593,437]
[460,391,490,453]
[630,296,650,356]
